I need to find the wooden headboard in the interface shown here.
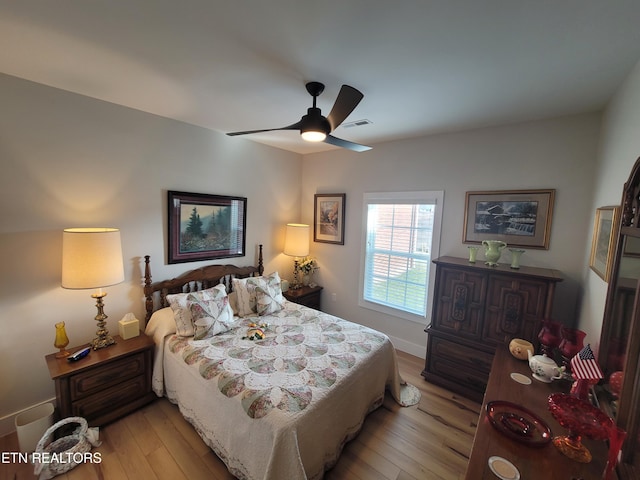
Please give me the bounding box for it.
[143,244,264,322]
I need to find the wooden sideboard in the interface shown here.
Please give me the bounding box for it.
[423,256,563,402]
[466,346,609,479]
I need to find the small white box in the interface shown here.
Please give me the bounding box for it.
[119,318,140,340]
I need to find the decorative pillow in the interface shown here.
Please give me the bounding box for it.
[255,282,285,315]
[228,290,239,316]
[187,284,235,340]
[232,272,283,317]
[166,291,196,337]
[167,284,230,337]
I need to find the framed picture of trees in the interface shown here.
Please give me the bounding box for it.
[167,190,247,264]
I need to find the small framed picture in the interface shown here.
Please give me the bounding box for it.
[314,194,345,245]
[589,205,620,282]
[168,190,247,264]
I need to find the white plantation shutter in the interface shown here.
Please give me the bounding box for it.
[360,191,443,321]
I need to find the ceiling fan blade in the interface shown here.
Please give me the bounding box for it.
[326,85,364,131]
[227,121,301,136]
[324,134,371,152]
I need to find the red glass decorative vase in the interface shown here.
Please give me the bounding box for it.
[558,327,586,374]
[537,319,562,356]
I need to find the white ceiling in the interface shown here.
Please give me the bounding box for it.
[2,1,640,154]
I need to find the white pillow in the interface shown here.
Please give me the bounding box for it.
[232,272,282,317]
[187,284,234,340]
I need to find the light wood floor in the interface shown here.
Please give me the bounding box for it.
[1,351,480,480]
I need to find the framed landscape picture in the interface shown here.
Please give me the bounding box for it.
[463,189,555,249]
[589,205,620,282]
[168,190,247,264]
[314,193,345,244]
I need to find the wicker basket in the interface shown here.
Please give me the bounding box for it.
[33,417,92,479]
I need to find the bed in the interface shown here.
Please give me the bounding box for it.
[142,246,419,479]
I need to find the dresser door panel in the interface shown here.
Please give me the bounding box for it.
[483,275,549,345]
[432,267,486,340]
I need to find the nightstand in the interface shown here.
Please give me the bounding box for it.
[45,334,155,426]
[283,284,323,311]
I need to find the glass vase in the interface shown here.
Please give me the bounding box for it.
[559,327,586,374]
[602,425,627,480]
[54,321,70,358]
[537,319,562,356]
[509,248,525,269]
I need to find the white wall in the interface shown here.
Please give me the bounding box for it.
[0,74,302,431]
[301,114,601,356]
[578,59,640,347]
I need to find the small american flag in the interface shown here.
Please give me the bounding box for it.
[570,344,603,380]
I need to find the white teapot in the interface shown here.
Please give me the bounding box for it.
[527,350,565,383]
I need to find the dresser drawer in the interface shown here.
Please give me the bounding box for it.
[429,336,493,373]
[429,353,488,392]
[71,374,150,419]
[70,352,147,401]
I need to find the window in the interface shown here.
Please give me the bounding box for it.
[359,191,444,322]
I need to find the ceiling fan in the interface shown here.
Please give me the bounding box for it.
[227,82,372,152]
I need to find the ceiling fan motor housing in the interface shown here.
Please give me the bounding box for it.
[301,107,331,135]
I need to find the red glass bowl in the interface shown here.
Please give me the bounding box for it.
[547,393,612,441]
[486,400,553,447]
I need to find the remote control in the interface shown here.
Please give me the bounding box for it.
[67,347,91,362]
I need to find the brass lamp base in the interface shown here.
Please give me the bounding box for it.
[91,291,116,350]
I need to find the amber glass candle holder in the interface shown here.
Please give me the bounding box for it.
[54,321,70,358]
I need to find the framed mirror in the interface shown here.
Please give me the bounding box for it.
[598,158,640,479]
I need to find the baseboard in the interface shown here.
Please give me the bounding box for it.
[388,335,424,358]
[0,398,57,438]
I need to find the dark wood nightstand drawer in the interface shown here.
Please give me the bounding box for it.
[70,351,147,401]
[71,374,150,419]
[283,285,323,311]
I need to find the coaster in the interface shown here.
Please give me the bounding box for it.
[510,372,532,385]
[488,456,520,480]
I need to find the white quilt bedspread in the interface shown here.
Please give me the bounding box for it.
[147,301,415,480]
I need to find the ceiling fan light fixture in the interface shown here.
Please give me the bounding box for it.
[301,130,327,142]
[300,107,330,142]
[227,82,371,152]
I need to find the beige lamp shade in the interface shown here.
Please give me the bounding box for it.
[284,223,310,257]
[62,228,125,289]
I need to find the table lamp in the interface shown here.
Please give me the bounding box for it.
[62,228,125,349]
[283,223,309,289]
